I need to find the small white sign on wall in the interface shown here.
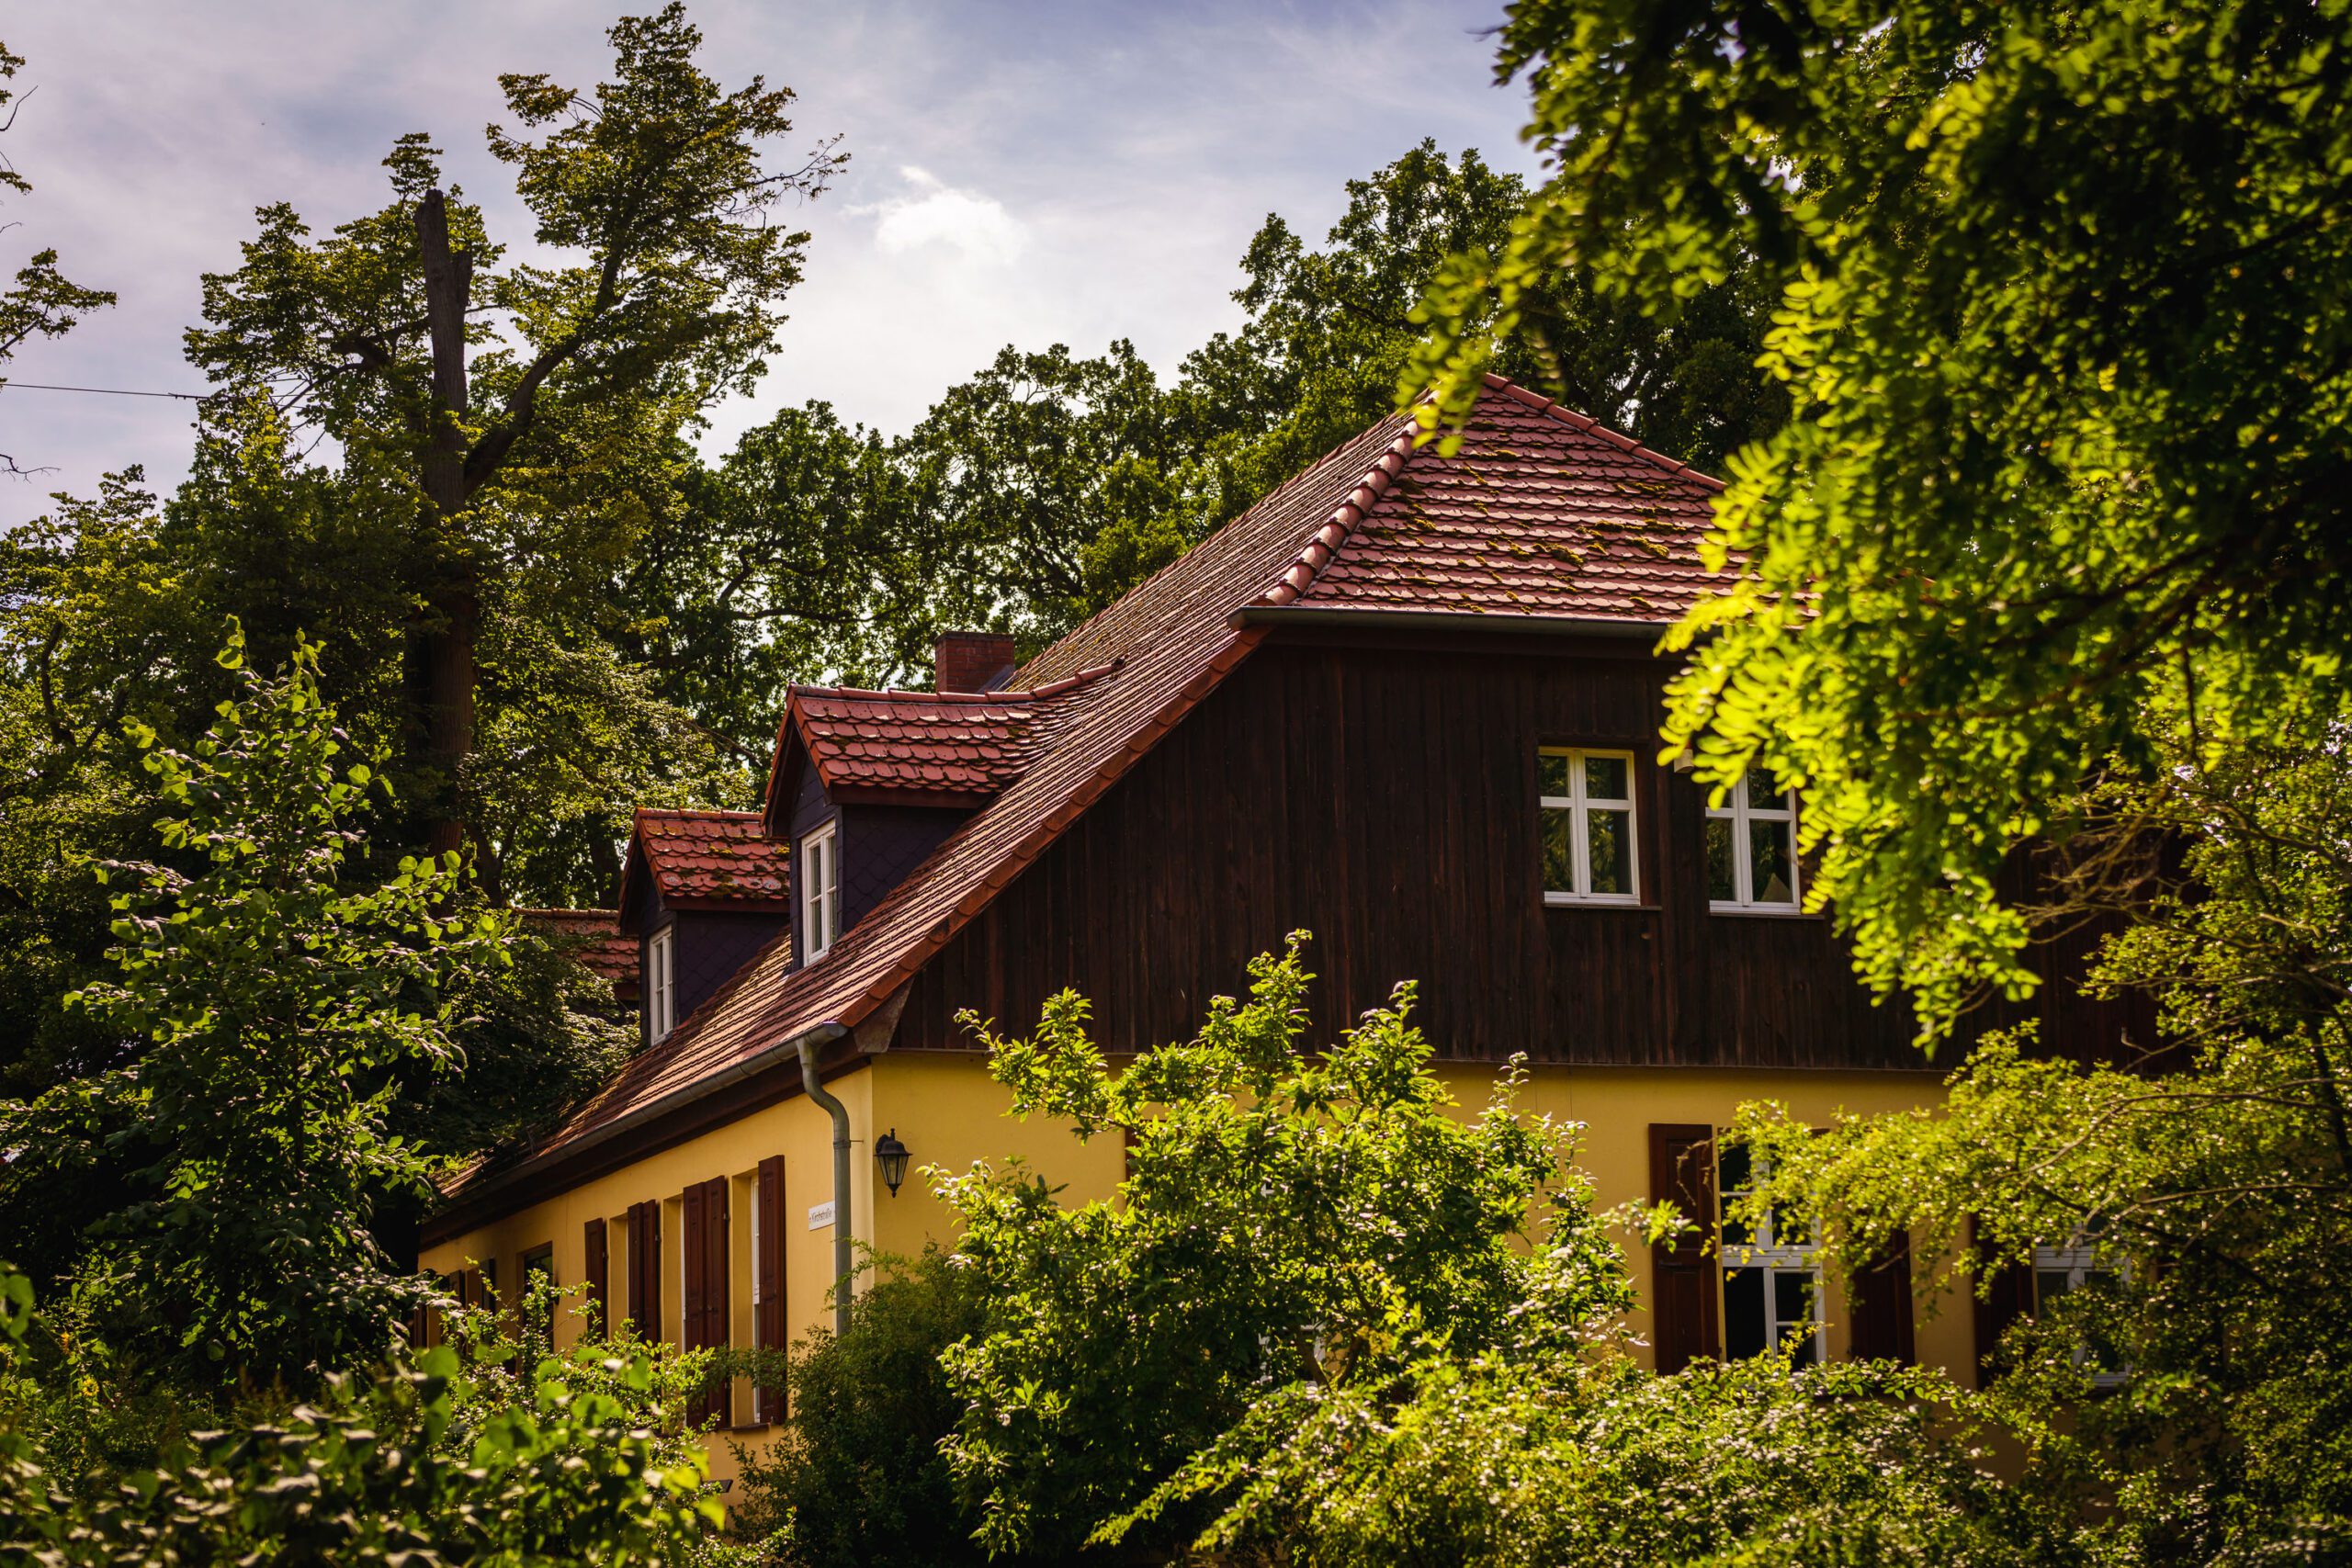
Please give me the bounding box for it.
[807,1200,836,1231]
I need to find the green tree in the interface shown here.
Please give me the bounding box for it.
[0,626,507,1390]
[186,3,841,865]
[0,39,116,476]
[1184,140,1784,536]
[728,1248,1001,1568]
[1411,0,2352,1021]
[1733,689,2352,1562]
[0,1268,735,1567]
[935,935,1615,1557]
[1153,1350,2061,1567]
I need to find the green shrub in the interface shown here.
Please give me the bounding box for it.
[729,1248,1005,1567]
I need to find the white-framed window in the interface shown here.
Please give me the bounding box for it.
[2034,1235,2129,1387]
[800,821,841,961]
[1706,770,1800,910]
[647,924,676,1043]
[1539,748,1639,904]
[1719,1140,1823,1365]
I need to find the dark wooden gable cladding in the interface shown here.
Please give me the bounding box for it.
[891,631,1921,1068]
[681,1176,730,1427]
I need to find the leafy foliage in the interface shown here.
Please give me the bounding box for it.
[1413,0,2352,1025]
[728,1248,1000,1568]
[0,1266,736,1568]
[937,935,1617,1557]
[1734,692,2352,1562]
[0,627,505,1390]
[1168,1351,2060,1567]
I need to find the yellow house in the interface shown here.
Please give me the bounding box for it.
[425,377,2105,1477]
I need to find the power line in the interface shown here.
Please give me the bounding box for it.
[0,380,208,401]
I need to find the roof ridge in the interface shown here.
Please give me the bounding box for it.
[1477,371,1726,493]
[517,906,620,919]
[794,660,1121,707]
[1261,425,1419,606]
[635,806,763,821]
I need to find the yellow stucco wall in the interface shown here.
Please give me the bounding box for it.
[424,1051,1960,1484]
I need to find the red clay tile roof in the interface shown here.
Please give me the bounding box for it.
[789,665,1116,803]
[520,908,641,1006]
[1261,377,1724,621]
[448,378,1727,1200]
[622,809,792,911]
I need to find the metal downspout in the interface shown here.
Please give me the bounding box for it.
[797,1034,854,1335]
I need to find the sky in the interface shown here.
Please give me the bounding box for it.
[0,1,1541,528]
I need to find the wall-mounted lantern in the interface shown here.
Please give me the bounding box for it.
[875,1128,910,1198]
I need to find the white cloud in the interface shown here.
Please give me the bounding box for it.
[863,166,1027,265]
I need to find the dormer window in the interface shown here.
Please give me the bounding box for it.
[1707,771,1800,911]
[647,924,676,1042]
[800,821,841,961]
[1539,748,1639,904]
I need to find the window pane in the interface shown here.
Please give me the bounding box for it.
[1538,750,1571,800]
[1774,1269,1815,1330]
[1751,815,1796,905]
[1705,818,1737,902]
[1588,807,1633,895]
[1749,764,1786,805]
[1583,752,1629,800]
[1725,1267,1766,1359]
[1718,1143,1753,1246]
[2037,1269,2073,1308]
[1541,807,1575,894]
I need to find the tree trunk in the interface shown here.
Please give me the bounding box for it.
[413,189,477,864]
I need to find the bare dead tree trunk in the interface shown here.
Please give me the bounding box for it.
[413,188,478,866]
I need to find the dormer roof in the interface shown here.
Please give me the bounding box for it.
[617,808,792,928]
[780,664,1118,811]
[519,908,641,1006]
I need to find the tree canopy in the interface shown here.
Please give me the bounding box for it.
[1411,0,2352,1025]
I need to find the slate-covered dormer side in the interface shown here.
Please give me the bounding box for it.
[616,810,794,1049]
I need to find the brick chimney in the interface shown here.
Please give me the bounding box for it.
[935,631,1019,694]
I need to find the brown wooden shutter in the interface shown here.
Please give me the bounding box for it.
[583,1218,609,1339]
[681,1177,731,1427]
[755,1156,786,1423]
[1649,1123,1720,1373]
[1971,1216,2035,1388]
[1847,1227,1916,1363]
[684,1180,707,1347]
[627,1200,662,1341]
[707,1176,731,1427]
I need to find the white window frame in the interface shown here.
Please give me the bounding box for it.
[647,924,675,1043]
[1720,1144,1826,1363]
[1707,773,1802,912]
[800,821,841,961]
[2033,1237,2130,1388]
[1539,747,1640,906]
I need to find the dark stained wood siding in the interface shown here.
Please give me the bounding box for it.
[895,635,1930,1067]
